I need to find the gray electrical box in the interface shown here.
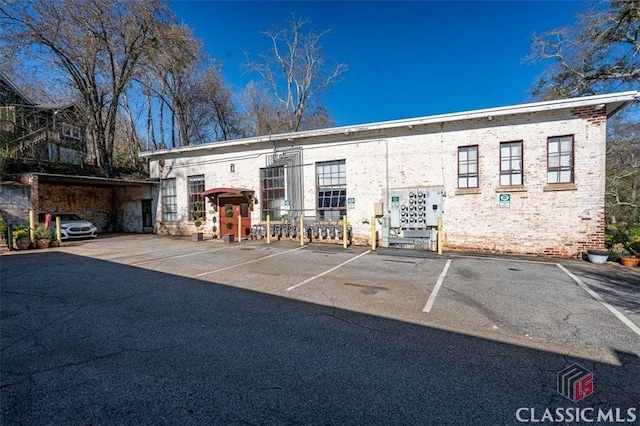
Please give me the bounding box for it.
[387,187,443,229]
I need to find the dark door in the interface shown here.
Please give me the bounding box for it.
[142,200,153,232]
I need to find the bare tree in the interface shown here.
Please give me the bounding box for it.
[606,116,640,224]
[246,14,346,133]
[527,0,639,99]
[527,0,640,228]
[139,23,241,147]
[1,0,173,176]
[239,81,287,137]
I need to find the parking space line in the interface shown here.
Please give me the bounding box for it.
[286,250,371,291]
[196,246,306,277]
[452,254,557,265]
[132,248,226,265]
[423,258,452,313]
[557,264,640,337]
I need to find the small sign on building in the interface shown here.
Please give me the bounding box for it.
[499,193,511,208]
[283,199,290,210]
[347,197,355,209]
[391,196,400,209]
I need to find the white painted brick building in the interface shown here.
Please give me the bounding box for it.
[140,91,637,257]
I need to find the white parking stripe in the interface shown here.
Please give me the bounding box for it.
[452,254,557,265]
[132,248,225,265]
[557,264,640,337]
[423,259,452,313]
[286,250,371,291]
[196,246,306,277]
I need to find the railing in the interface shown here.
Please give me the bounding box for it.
[250,217,352,246]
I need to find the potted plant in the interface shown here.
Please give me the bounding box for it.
[0,216,6,241]
[33,223,53,249]
[223,208,235,243]
[608,243,625,262]
[192,200,204,241]
[587,249,609,264]
[12,225,31,250]
[620,249,640,267]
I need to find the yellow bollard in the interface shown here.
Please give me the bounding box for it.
[437,217,443,255]
[238,214,242,242]
[342,215,347,249]
[29,210,35,243]
[371,215,376,251]
[300,215,304,246]
[266,215,271,244]
[56,216,62,243]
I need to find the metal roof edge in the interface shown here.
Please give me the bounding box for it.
[0,70,36,106]
[139,90,638,159]
[17,172,158,186]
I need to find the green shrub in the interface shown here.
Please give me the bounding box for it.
[606,223,640,252]
[0,217,6,236]
[225,221,234,230]
[12,224,29,239]
[225,209,234,218]
[33,224,54,239]
[13,229,28,239]
[193,200,203,228]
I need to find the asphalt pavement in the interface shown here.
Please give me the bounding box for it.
[1,235,639,424]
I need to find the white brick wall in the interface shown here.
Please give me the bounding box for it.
[149,106,608,257]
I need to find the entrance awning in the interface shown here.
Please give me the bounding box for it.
[200,187,256,210]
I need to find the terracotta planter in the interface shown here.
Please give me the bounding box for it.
[35,239,50,249]
[620,257,639,267]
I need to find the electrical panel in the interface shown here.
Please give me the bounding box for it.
[389,187,443,229]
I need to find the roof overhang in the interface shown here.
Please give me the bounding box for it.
[201,187,256,210]
[139,90,638,160]
[17,173,158,188]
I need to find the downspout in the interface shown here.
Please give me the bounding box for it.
[385,137,390,213]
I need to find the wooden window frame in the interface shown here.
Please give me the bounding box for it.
[500,141,523,186]
[547,135,574,184]
[458,145,479,188]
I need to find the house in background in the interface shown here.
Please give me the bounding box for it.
[140,91,637,257]
[0,71,87,165]
[0,72,157,234]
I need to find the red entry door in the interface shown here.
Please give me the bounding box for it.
[219,197,251,239]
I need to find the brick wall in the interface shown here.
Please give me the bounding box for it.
[150,108,608,257]
[38,184,114,231]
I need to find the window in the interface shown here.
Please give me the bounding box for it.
[187,175,206,221]
[458,146,478,188]
[0,106,16,123]
[500,141,523,186]
[61,123,82,140]
[547,135,573,184]
[260,166,285,220]
[316,160,346,220]
[161,178,177,222]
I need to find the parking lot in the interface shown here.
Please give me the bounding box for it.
[42,234,639,357]
[2,234,639,424]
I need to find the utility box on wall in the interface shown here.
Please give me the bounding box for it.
[388,187,443,229]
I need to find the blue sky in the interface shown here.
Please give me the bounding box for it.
[171,1,587,127]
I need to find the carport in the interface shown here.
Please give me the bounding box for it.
[4,172,158,233]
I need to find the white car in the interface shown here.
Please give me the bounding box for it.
[39,213,98,240]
